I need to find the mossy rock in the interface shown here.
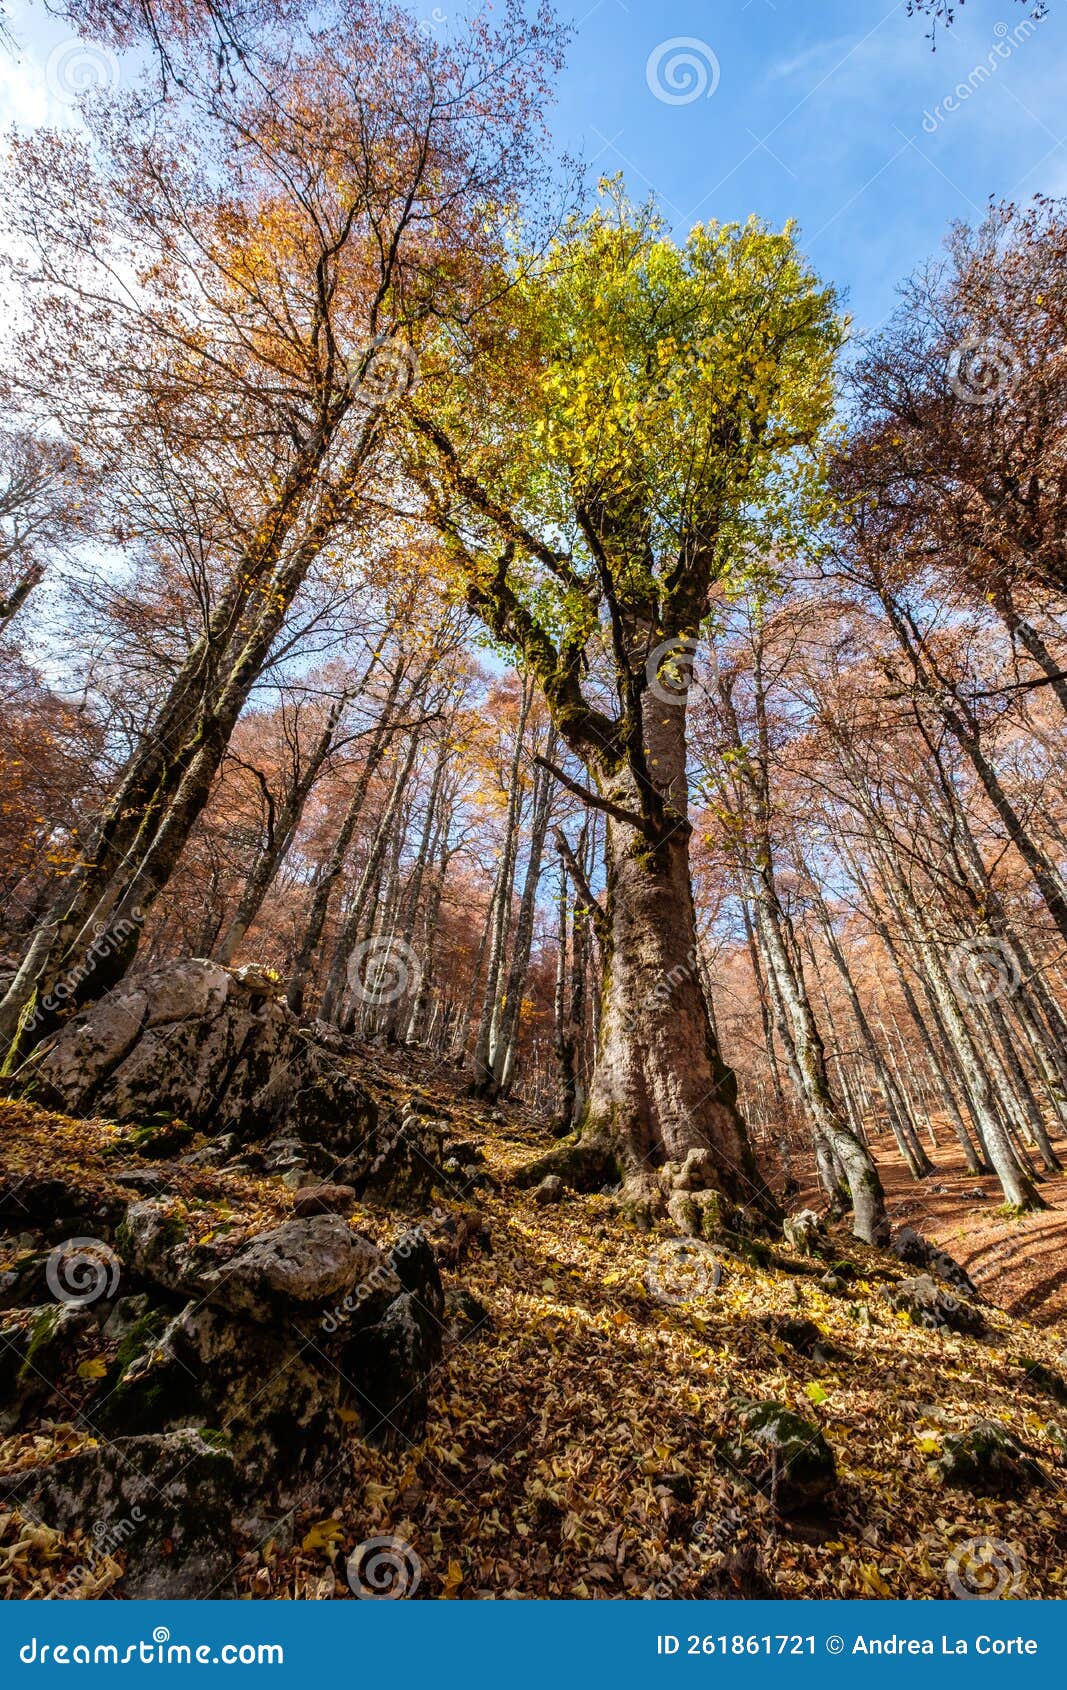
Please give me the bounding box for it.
[0,1250,51,1311]
[939,1420,1046,1493]
[91,1305,189,1437]
[5,1428,237,1598]
[1,1303,95,1431]
[721,1400,837,1514]
[121,1116,197,1160]
[1015,1357,1067,1407]
[881,1273,987,1337]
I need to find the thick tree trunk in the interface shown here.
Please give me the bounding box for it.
[580,804,766,1215]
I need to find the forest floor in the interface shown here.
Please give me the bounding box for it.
[798,1134,1067,1329]
[1,1054,1066,1601]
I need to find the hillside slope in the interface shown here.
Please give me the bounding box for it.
[1,1049,1065,1601]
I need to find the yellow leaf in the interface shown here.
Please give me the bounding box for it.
[859,1564,892,1598]
[301,1519,344,1554]
[440,1558,464,1597]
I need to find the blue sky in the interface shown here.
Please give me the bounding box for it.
[0,0,1063,335]
[550,0,1066,333]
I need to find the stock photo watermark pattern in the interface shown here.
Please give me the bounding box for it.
[645,38,720,106]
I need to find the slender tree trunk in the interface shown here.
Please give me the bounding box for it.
[285,679,403,1014]
[470,680,533,1094]
[323,734,421,1028]
[754,881,888,1243]
[493,752,555,1094]
[215,690,355,965]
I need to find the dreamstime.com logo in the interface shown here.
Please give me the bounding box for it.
[346,935,422,1007]
[346,1535,422,1599]
[646,1237,722,1305]
[946,1536,1025,1600]
[920,13,1045,133]
[45,39,120,104]
[947,935,1021,1003]
[947,336,1021,405]
[19,1628,284,1666]
[356,336,419,403]
[646,37,720,105]
[46,1236,121,1306]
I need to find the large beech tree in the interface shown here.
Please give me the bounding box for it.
[410,191,841,1211]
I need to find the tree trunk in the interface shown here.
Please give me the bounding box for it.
[581,808,764,1212]
[492,751,555,1094]
[753,884,888,1244]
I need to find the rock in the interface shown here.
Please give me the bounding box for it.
[532,1174,565,1206]
[117,1116,196,1159]
[880,1273,987,1336]
[442,1139,484,1166]
[760,1315,839,1362]
[0,1304,95,1432]
[292,1184,357,1217]
[0,1250,51,1311]
[938,1420,1046,1493]
[3,1430,236,1597]
[91,1201,444,1494]
[387,1229,444,1322]
[891,1227,978,1298]
[343,1289,442,1445]
[818,1273,849,1295]
[782,1210,827,1256]
[432,1208,491,1268]
[119,1201,386,1326]
[102,1293,154,1343]
[110,1167,174,1195]
[280,1167,319,1191]
[721,1401,836,1513]
[17,958,381,1164]
[110,1302,345,1491]
[91,1294,349,1495]
[358,1107,448,1206]
[201,1216,384,1325]
[0,1173,125,1245]
[443,1286,491,1341]
[229,963,284,997]
[1016,1357,1067,1406]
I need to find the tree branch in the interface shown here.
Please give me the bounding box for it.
[554,826,608,943]
[536,755,648,834]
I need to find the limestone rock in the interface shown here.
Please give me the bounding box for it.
[119,1200,386,1325]
[343,1289,442,1445]
[939,1420,1046,1492]
[19,958,380,1162]
[721,1401,836,1513]
[293,1183,357,1217]
[880,1272,987,1336]
[3,1430,236,1597]
[891,1226,978,1299]
[782,1210,827,1256]
[0,1304,95,1432]
[532,1174,565,1206]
